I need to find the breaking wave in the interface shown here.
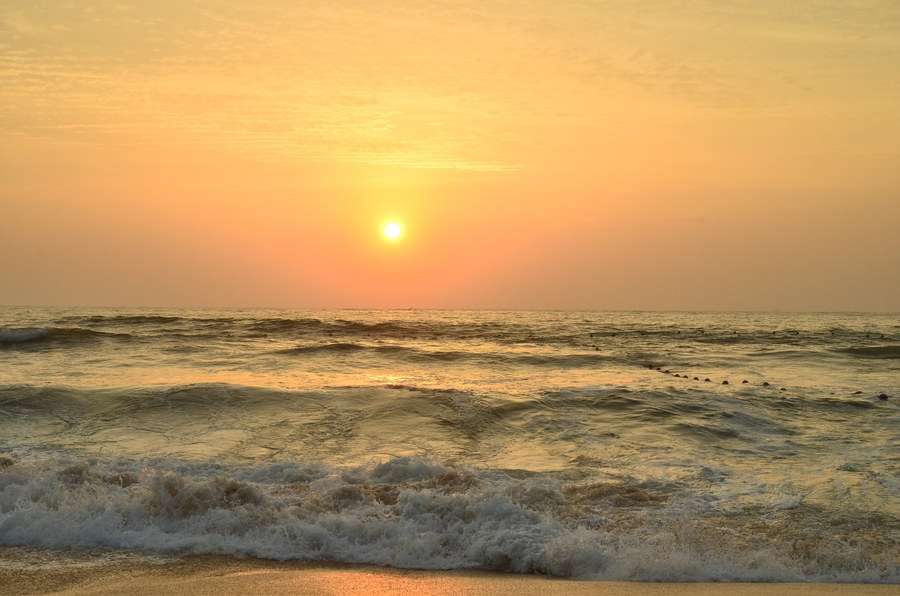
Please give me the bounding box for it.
[0,455,895,582]
[0,327,131,348]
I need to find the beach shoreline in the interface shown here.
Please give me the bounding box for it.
[2,551,897,596]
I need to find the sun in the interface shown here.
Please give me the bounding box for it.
[384,222,401,239]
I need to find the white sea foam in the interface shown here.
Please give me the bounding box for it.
[0,455,895,582]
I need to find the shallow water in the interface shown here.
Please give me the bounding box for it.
[0,308,897,581]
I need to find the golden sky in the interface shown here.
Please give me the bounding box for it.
[2,1,899,310]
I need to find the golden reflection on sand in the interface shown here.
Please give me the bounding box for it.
[3,554,897,596]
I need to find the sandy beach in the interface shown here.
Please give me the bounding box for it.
[2,553,897,596]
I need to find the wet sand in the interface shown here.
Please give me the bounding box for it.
[2,554,896,596]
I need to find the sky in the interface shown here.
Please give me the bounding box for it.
[2,1,899,311]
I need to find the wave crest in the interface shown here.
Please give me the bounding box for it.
[0,326,131,348]
[835,345,900,359]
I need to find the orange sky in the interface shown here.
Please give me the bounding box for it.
[2,1,899,310]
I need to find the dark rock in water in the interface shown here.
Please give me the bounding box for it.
[780,388,786,391]
[762,382,770,386]
[693,377,699,381]
[852,391,863,395]
[664,370,670,374]
[722,380,729,385]
[878,393,889,400]
[655,367,661,371]
[742,380,749,384]
[704,378,711,382]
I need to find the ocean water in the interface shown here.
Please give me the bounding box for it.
[0,308,897,582]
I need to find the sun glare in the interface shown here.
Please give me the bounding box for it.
[384,222,401,239]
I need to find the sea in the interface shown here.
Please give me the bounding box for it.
[0,308,897,582]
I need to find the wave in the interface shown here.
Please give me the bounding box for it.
[0,327,131,348]
[273,342,612,368]
[0,328,51,343]
[78,315,186,326]
[275,343,474,363]
[0,455,894,582]
[20,312,896,358]
[247,317,329,334]
[834,345,900,359]
[1,381,874,439]
[0,382,831,464]
[0,383,295,416]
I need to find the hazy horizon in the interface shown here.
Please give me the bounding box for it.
[3,1,899,311]
[2,305,898,315]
